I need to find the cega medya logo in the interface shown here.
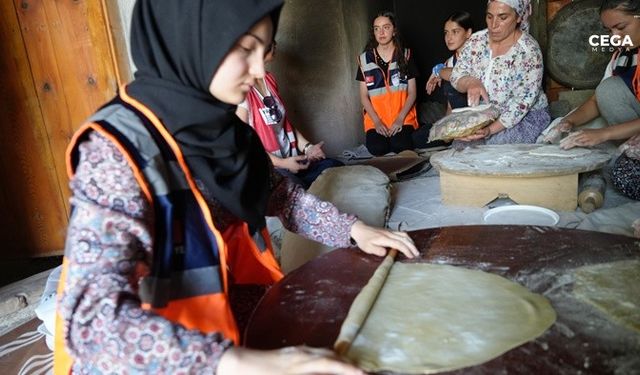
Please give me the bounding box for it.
[590,15,640,52]
[589,34,633,52]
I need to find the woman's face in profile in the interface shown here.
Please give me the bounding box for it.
[209,17,273,105]
[486,1,520,43]
[601,8,640,49]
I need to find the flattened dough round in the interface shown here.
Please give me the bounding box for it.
[573,260,640,332]
[342,263,556,374]
[529,145,591,158]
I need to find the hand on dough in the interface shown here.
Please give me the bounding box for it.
[350,220,419,259]
[560,129,608,149]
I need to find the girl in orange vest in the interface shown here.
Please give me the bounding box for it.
[356,11,419,156]
[55,1,418,374]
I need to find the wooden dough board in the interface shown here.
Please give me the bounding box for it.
[244,226,640,374]
[430,144,612,211]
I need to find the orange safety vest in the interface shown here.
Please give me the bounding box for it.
[54,87,283,374]
[358,48,418,132]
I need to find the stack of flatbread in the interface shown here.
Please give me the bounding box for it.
[429,104,500,142]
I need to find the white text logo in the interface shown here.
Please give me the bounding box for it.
[589,35,633,52]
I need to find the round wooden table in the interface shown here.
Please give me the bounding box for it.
[245,226,640,374]
[430,144,612,211]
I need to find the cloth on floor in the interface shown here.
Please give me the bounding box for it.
[348,150,430,181]
[387,171,488,231]
[34,265,61,351]
[280,166,390,273]
[0,318,52,375]
[386,164,637,236]
[0,269,54,338]
[576,201,640,238]
[342,144,374,160]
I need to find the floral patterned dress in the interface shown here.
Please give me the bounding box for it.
[451,29,549,144]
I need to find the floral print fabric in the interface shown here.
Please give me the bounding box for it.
[620,134,640,160]
[59,131,357,373]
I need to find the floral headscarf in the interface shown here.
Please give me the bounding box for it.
[487,0,532,32]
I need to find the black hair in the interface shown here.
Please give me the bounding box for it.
[364,11,409,76]
[600,0,640,14]
[446,11,474,32]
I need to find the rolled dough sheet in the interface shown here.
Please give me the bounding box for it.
[339,263,556,374]
[573,260,640,332]
[528,145,591,158]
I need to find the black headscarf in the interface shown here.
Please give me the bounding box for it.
[127,0,283,233]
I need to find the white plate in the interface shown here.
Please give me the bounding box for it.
[483,205,559,226]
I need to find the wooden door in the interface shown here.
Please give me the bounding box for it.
[0,0,129,258]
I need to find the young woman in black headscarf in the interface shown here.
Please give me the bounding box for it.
[54,1,417,374]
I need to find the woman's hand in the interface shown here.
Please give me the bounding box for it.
[374,120,390,137]
[457,126,491,141]
[305,141,326,161]
[560,129,609,149]
[557,117,575,133]
[542,117,573,144]
[466,78,489,107]
[389,118,404,136]
[457,121,504,142]
[281,155,310,173]
[426,73,441,95]
[218,346,364,375]
[349,220,419,259]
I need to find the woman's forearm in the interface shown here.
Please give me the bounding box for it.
[268,153,287,169]
[603,118,640,141]
[451,76,479,93]
[439,67,453,82]
[395,79,417,123]
[487,120,506,135]
[359,82,383,124]
[564,95,600,128]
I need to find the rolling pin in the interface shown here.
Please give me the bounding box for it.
[334,248,398,356]
[578,172,606,213]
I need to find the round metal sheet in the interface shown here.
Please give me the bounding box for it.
[547,0,612,89]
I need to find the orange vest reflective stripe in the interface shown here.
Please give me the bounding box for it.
[358,49,418,132]
[54,88,283,374]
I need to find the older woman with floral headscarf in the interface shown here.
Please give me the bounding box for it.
[449,0,550,145]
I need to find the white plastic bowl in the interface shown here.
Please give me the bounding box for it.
[483,205,560,226]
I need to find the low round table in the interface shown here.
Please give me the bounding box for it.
[245,226,640,374]
[430,144,612,211]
